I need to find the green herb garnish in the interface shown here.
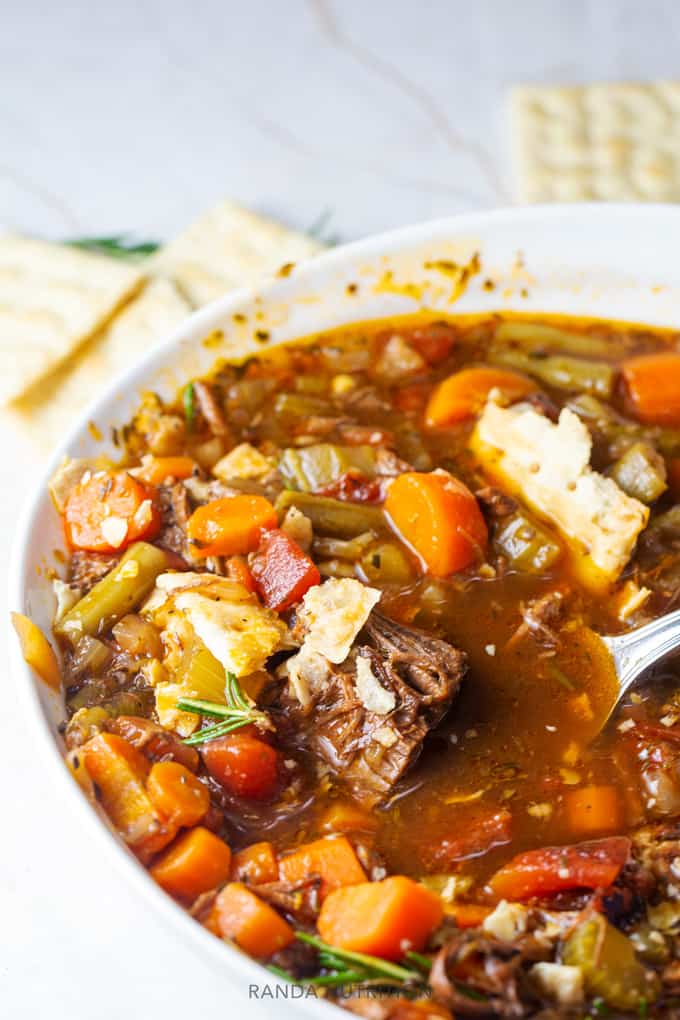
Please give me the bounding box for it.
[403,950,433,973]
[64,235,160,259]
[294,933,425,987]
[183,382,196,431]
[179,673,271,746]
[306,208,340,247]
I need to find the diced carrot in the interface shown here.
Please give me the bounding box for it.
[318,801,379,835]
[215,882,294,957]
[385,471,488,577]
[425,366,536,427]
[64,470,161,552]
[250,528,321,611]
[150,826,232,902]
[146,761,210,827]
[318,876,443,960]
[81,732,176,860]
[621,352,680,426]
[563,785,623,836]
[279,836,366,898]
[202,733,280,801]
[489,836,630,901]
[187,495,277,558]
[11,612,61,690]
[231,841,279,885]
[446,903,493,928]
[225,555,258,594]
[137,456,197,486]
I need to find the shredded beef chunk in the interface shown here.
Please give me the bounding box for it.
[277,612,466,807]
[632,821,680,890]
[157,482,194,562]
[429,931,549,1018]
[69,550,118,592]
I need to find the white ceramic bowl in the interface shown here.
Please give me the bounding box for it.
[10,203,680,1017]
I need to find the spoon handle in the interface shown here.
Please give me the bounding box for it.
[604,606,680,697]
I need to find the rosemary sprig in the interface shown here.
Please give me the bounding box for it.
[404,950,433,973]
[295,933,425,986]
[179,673,271,746]
[64,235,160,259]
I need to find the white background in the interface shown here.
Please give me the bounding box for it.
[2,1,680,1016]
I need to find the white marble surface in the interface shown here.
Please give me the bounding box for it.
[2,1,680,1017]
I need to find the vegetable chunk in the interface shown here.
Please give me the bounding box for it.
[425,366,536,426]
[251,528,320,610]
[279,836,366,898]
[12,612,62,690]
[385,471,487,577]
[489,835,630,900]
[622,351,680,426]
[187,495,277,557]
[215,882,294,957]
[317,876,443,959]
[151,826,232,902]
[65,470,161,552]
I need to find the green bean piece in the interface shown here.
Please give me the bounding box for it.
[495,320,616,358]
[494,512,562,573]
[279,444,377,492]
[274,392,332,418]
[563,915,659,1011]
[490,347,615,398]
[360,541,414,584]
[609,441,667,503]
[275,490,385,537]
[55,542,168,646]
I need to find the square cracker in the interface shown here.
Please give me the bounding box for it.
[0,235,145,404]
[510,81,680,203]
[151,200,323,307]
[11,278,191,448]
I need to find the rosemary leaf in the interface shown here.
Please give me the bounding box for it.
[64,235,160,259]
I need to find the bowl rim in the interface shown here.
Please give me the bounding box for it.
[10,201,680,1015]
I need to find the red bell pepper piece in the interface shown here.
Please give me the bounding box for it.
[251,529,320,611]
[489,835,631,901]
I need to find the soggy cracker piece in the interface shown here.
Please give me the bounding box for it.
[0,235,145,403]
[510,81,680,203]
[151,200,323,306]
[11,278,190,448]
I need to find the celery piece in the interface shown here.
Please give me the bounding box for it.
[494,512,563,573]
[360,541,414,584]
[275,491,385,537]
[55,542,168,646]
[609,441,667,504]
[490,347,614,398]
[563,914,659,1011]
[495,320,616,358]
[279,444,377,492]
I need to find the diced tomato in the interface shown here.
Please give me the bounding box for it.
[489,835,631,901]
[64,471,161,552]
[202,733,280,801]
[250,528,320,611]
[422,808,512,869]
[317,472,386,504]
[408,323,457,364]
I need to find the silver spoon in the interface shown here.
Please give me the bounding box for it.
[601,607,680,725]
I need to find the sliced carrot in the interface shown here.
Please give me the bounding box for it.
[385,471,488,577]
[317,876,443,960]
[563,785,623,836]
[215,882,295,957]
[318,801,379,835]
[150,826,232,902]
[621,352,680,426]
[446,903,493,929]
[225,555,258,594]
[231,841,279,885]
[11,612,61,690]
[64,470,161,552]
[146,761,210,827]
[279,836,366,898]
[425,366,536,427]
[137,455,196,486]
[81,733,176,860]
[187,495,277,558]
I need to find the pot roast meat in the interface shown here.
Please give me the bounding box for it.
[69,550,119,592]
[157,482,195,562]
[276,612,466,807]
[632,820,680,891]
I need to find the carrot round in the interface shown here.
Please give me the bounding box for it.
[621,352,680,426]
[425,366,536,427]
[231,841,279,885]
[385,471,488,577]
[215,882,294,957]
[64,470,161,552]
[563,785,623,837]
[146,761,210,827]
[137,456,196,486]
[279,836,366,899]
[317,876,443,960]
[11,612,62,690]
[187,495,277,558]
[150,826,232,902]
